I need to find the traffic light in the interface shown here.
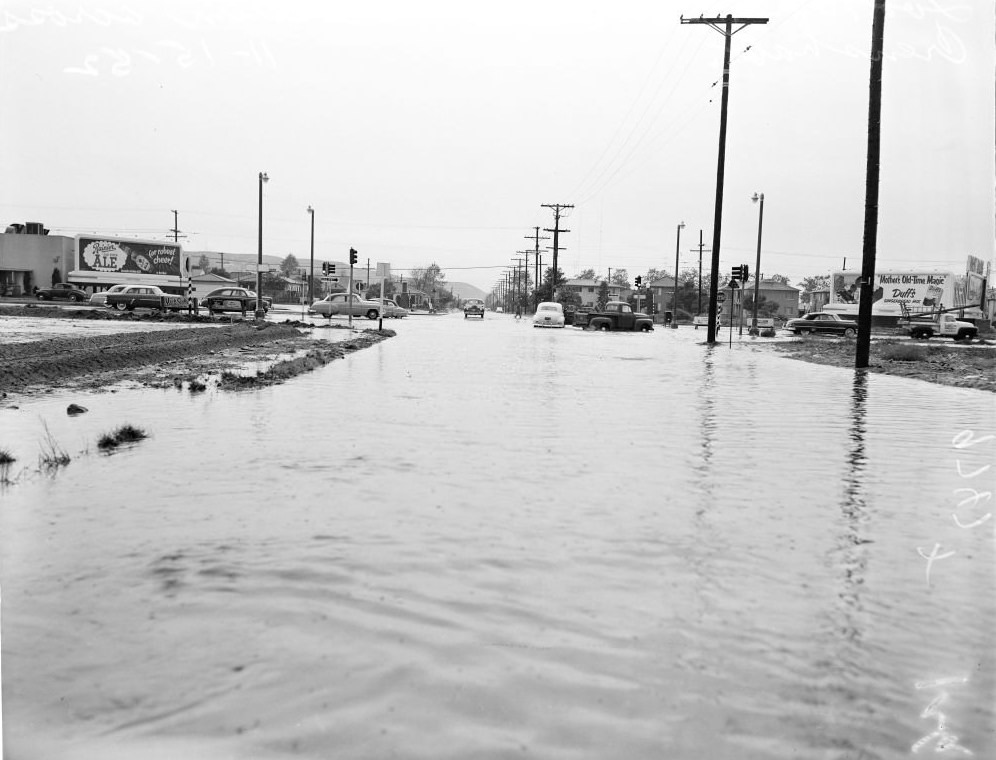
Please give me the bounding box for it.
[349,248,358,265]
[731,264,750,281]
[635,275,642,287]
[322,262,328,276]
[329,263,336,275]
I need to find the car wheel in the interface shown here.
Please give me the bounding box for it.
[843,328,856,338]
[73,294,85,302]
[796,327,809,335]
[36,293,47,300]
[366,309,378,320]
[113,302,126,311]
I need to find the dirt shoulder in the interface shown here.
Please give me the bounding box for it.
[765,337,996,393]
[0,310,394,400]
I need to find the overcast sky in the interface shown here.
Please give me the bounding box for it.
[1,0,992,292]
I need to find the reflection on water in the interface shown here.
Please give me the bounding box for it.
[1,316,994,759]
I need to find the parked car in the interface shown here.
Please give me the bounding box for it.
[202,287,271,314]
[88,284,129,307]
[785,312,858,337]
[36,283,88,302]
[464,298,485,319]
[533,301,566,328]
[105,285,186,312]
[379,298,409,318]
[311,293,381,319]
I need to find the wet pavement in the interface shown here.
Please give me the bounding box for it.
[1,312,994,759]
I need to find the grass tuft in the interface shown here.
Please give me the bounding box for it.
[0,448,15,465]
[98,424,149,451]
[39,423,71,469]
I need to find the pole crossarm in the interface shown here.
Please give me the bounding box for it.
[680,16,769,35]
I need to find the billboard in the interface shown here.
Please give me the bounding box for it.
[76,236,184,277]
[829,266,986,318]
[71,236,189,291]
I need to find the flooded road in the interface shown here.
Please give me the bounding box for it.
[2,314,994,759]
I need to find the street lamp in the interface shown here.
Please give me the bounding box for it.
[749,192,764,335]
[671,221,685,328]
[307,205,315,308]
[255,171,269,319]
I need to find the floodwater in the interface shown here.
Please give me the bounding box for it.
[1,314,994,759]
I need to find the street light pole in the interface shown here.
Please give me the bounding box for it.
[750,192,764,335]
[307,205,315,308]
[671,221,685,328]
[255,172,269,319]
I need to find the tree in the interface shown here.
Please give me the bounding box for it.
[209,266,231,278]
[610,269,630,288]
[644,268,670,285]
[576,268,597,281]
[279,254,300,279]
[597,281,610,309]
[410,263,446,295]
[197,254,212,272]
[743,293,781,318]
[768,273,791,285]
[797,274,831,292]
[535,267,566,304]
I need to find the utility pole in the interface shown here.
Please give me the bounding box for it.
[515,252,532,313]
[542,203,573,302]
[170,210,181,243]
[692,230,706,315]
[856,0,886,369]
[681,14,768,344]
[526,227,549,309]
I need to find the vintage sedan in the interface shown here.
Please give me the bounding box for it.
[379,298,409,318]
[311,293,381,319]
[785,312,858,337]
[36,283,88,302]
[464,298,485,319]
[88,284,129,307]
[105,285,186,312]
[202,287,271,314]
[533,301,566,328]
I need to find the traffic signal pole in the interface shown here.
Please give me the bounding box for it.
[681,14,768,344]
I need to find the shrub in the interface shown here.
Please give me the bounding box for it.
[879,342,928,362]
[0,448,14,465]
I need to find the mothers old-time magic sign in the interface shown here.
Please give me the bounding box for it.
[76,236,183,278]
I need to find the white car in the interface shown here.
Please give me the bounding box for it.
[533,301,565,328]
[311,293,381,319]
[380,299,409,318]
[89,284,129,307]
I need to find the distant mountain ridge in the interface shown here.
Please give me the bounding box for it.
[447,282,487,301]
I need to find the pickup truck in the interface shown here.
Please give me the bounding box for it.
[908,313,978,342]
[585,301,654,332]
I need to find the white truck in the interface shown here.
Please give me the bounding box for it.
[906,311,978,342]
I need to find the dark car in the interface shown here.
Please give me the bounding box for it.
[785,312,858,337]
[105,285,186,312]
[202,287,271,315]
[36,283,88,302]
[464,298,485,319]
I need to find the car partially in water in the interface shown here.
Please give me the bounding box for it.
[202,287,271,315]
[311,293,381,319]
[464,298,485,319]
[379,299,409,318]
[785,312,858,337]
[533,301,565,328]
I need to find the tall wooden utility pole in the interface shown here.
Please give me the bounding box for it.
[681,14,768,344]
[542,203,573,301]
[526,227,549,309]
[856,0,886,369]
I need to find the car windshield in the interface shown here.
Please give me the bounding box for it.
[539,304,559,312]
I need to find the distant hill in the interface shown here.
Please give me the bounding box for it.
[448,282,487,301]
